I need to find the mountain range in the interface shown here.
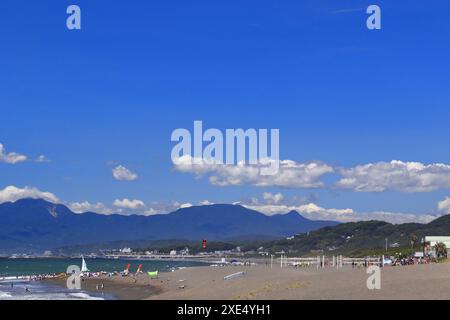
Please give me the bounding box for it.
[0,198,338,253]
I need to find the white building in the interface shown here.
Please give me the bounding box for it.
[43,250,52,256]
[425,236,450,248]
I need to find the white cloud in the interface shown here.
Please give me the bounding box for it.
[70,199,160,216]
[113,198,145,210]
[35,155,51,163]
[243,202,352,219]
[355,211,440,224]
[0,185,59,204]
[144,208,158,215]
[122,201,197,216]
[69,201,113,215]
[0,144,27,164]
[199,200,214,206]
[438,197,450,214]
[175,157,450,193]
[336,160,450,192]
[112,165,138,181]
[262,192,284,204]
[145,201,199,215]
[173,155,333,188]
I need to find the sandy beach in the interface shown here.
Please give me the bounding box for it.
[45,262,450,300]
[148,263,450,300]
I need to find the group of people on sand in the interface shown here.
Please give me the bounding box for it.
[287,256,433,269]
[29,273,58,281]
[351,261,374,268]
[81,271,114,278]
[391,257,430,266]
[0,273,58,281]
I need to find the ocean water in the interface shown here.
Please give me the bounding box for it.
[0,257,207,277]
[0,258,208,300]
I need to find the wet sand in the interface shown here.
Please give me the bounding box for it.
[45,262,450,300]
[45,274,162,300]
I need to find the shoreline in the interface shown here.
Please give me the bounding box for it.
[44,273,164,300]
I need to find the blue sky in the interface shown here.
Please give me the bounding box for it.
[1,1,450,223]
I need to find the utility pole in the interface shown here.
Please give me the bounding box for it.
[385,238,388,252]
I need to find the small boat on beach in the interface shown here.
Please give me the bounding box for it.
[81,256,89,273]
[223,271,246,281]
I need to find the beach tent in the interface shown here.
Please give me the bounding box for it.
[147,271,158,279]
[121,264,131,276]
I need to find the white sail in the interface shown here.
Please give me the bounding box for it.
[81,255,89,272]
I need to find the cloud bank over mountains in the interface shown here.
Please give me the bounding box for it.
[3,140,450,224]
[0,186,59,204]
[69,201,113,215]
[243,199,438,224]
[0,185,444,224]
